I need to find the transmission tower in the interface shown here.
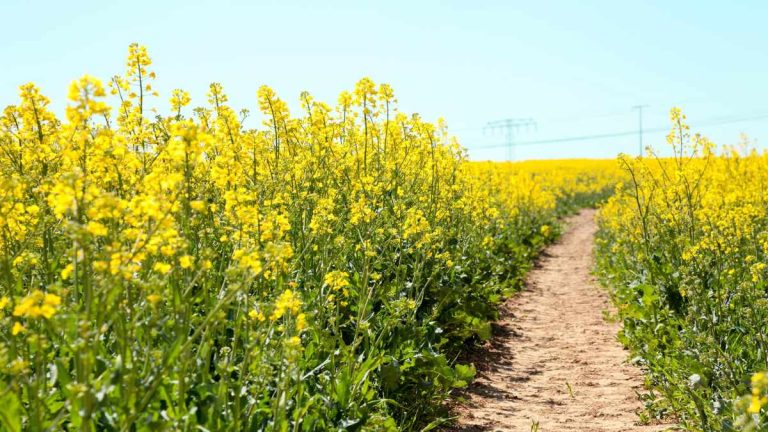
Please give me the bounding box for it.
[485,118,537,160]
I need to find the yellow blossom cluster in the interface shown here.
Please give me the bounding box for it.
[13,290,61,319]
[270,289,302,321]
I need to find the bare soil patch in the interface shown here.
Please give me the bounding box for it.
[449,209,672,431]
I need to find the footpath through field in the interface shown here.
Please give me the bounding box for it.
[451,209,670,431]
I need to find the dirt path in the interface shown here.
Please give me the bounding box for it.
[451,209,670,432]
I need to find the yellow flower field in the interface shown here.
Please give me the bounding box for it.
[0,45,622,431]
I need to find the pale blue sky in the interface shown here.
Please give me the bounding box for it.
[2,0,766,160]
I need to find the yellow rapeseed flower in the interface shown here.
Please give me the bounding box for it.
[153,262,172,275]
[296,313,307,331]
[146,294,162,305]
[270,289,302,321]
[249,309,266,322]
[13,290,61,319]
[179,255,194,269]
[12,322,25,335]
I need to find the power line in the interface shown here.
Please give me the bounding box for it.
[450,100,753,133]
[450,110,630,133]
[632,105,649,157]
[466,113,768,150]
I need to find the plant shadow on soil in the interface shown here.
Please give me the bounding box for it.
[443,305,528,431]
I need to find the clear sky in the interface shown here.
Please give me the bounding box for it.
[2,0,767,160]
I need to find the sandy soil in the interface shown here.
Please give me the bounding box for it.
[449,209,672,431]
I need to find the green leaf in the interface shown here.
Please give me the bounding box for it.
[380,363,401,392]
[476,321,492,341]
[0,391,21,432]
[454,363,476,382]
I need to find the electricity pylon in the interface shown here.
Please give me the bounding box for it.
[485,118,537,161]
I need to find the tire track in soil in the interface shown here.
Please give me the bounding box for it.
[448,209,672,432]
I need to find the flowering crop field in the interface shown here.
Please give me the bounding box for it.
[597,110,768,431]
[0,45,621,431]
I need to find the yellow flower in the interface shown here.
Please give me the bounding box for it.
[190,200,206,212]
[748,395,763,414]
[233,249,262,275]
[12,322,25,335]
[86,221,109,237]
[179,255,194,269]
[170,89,191,113]
[286,336,302,349]
[92,260,108,272]
[153,262,172,275]
[296,313,307,331]
[13,290,61,319]
[248,309,266,322]
[61,264,74,280]
[146,294,162,305]
[270,289,302,321]
[44,293,61,307]
[324,271,350,293]
[39,304,57,319]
